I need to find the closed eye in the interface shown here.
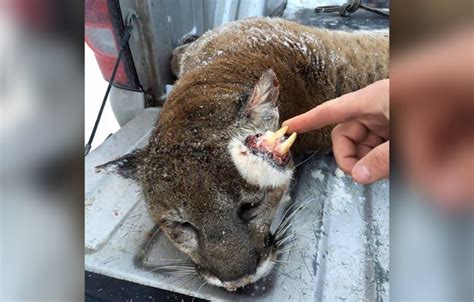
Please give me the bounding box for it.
[238,202,260,221]
[238,191,266,222]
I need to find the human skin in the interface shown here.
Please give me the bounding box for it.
[283,79,389,185]
[284,27,473,209]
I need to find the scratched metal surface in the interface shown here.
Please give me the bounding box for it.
[85,107,389,301]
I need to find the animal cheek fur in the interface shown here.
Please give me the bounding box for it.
[228,138,293,188]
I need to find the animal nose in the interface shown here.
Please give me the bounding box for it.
[225,285,238,291]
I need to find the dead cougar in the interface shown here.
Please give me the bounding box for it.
[139,17,388,291]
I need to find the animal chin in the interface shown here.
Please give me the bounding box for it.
[201,254,276,291]
[228,126,296,188]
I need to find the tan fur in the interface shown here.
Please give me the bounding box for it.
[178,18,388,152]
[139,17,388,287]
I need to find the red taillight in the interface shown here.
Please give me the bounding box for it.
[85,0,139,89]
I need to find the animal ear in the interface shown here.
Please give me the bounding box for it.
[245,69,280,128]
[162,221,198,255]
[95,149,143,181]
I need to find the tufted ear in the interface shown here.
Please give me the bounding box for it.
[244,69,280,129]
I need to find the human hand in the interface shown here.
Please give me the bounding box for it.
[283,79,389,184]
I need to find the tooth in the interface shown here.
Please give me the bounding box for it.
[262,131,275,146]
[272,126,288,140]
[264,130,274,137]
[264,126,288,146]
[277,132,297,155]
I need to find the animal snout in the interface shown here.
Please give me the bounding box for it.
[211,249,260,282]
[198,247,275,291]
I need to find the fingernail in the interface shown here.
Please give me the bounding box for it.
[353,164,371,183]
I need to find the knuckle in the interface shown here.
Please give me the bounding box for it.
[334,155,352,175]
[331,124,342,139]
[369,145,389,170]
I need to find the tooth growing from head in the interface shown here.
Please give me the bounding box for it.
[260,126,297,157]
[266,126,288,146]
[276,132,297,156]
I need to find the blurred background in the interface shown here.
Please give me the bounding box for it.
[0,0,84,300]
[390,0,473,300]
[1,0,473,301]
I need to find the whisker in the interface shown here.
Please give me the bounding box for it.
[275,222,291,238]
[192,281,208,302]
[275,245,291,253]
[291,218,319,234]
[276,197,315,235]
[277,198,303,227]
[293,239,315,282]
[275,234,315,251]
[272,259,306,267]
[294,150,320,168]
[147,264,196,273]
[275,220,293,241]
[276,247,298,255]
[293,234,315,240]
[271,262,288,275]
[151,263,195,268]
[162,268,197,272]
[144,225,161,253]
[274,198,300,226]
[181,275,199,288]
[171,273,197,285]
[275,221,295,240]
[276,233,294,245]
[279,198,300,221]
[165,272,198,276]
[276,236,298,249]
[275,200,315,241]
[283,208,321,237]
[276,235,300,249]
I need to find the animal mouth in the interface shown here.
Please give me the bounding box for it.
[200,252,276,291]
[244,126,297,167]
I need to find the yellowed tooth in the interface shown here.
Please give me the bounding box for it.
[272,126,288,140]
[277,132,297,155]
[263,130,276,146]
[265,126,288,146]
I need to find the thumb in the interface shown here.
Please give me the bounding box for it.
[351,141,389,184]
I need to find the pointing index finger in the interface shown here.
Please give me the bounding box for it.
[283,80,388,134]
[283,90,365,134]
